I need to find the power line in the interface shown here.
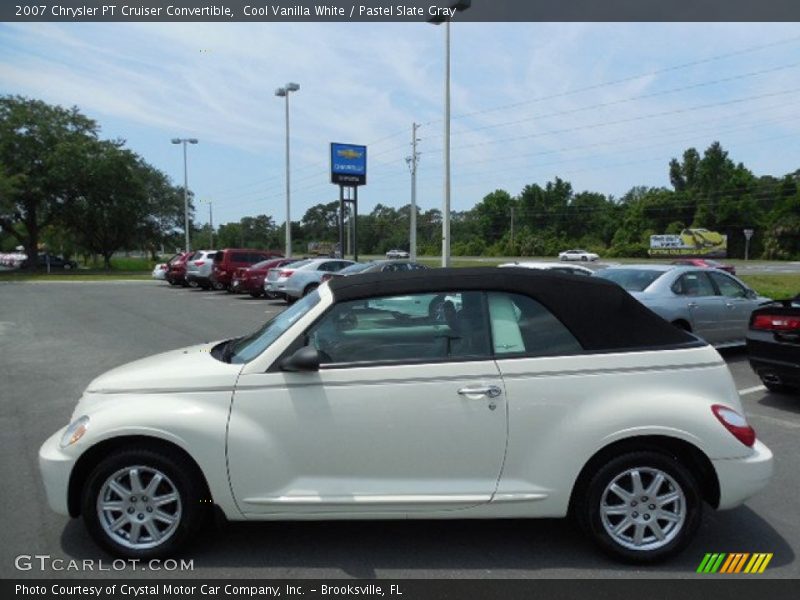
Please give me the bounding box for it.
[423,33,800,125]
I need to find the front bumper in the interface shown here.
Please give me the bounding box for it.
[38,427,77,516]
[713,439,774,510]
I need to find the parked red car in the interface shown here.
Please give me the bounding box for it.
[671,258,736,275]
[231,258,296,297]
[211,248,282,291]
[165,252,195,286]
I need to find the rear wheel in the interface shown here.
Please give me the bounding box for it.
[304,283,319,297]
[249,291,263,298]
[577,451,701,563]
[82,448,208,559]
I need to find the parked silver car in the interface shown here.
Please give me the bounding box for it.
[323,260,429,280]
[185,250,217,289]
[595,265,769,347]
[282,258,356,303]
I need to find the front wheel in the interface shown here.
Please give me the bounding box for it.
[82,448,207,559]
[577,451,701,563]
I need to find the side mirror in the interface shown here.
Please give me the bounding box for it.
[280,346,321,372]
[746,289,758,300]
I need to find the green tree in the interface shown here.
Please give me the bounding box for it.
[0,96,98,268]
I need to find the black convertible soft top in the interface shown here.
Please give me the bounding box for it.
[327,267,702,352]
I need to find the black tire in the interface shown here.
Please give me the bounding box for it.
[303,283,319,297]
[576,451,702,563]
[286,295,297,305]
[581,256,588,262]
[249,291,263,298]
[82,448,208,559]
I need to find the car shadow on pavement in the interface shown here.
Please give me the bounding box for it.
[59,505,793,578]
[758,391,800,415]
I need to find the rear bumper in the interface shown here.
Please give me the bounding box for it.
[748,337,800,388]
[713,440,773,510]
[749,357,800,388]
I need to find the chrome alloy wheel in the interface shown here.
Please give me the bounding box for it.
[96,465,182,550]
[599,466,686,551]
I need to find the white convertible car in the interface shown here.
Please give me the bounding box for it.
[39,268,772,562]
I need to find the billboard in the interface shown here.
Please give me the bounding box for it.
[330,142,367,186]
[649,228,727,258]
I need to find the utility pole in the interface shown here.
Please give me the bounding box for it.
[406,122,420,261]
[202,198,214,248]
[510,206,515,248]
[208,201,213,248]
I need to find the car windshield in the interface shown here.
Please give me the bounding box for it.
[338,263,371,275]
[595,269,665,292]
[226,291,321,364]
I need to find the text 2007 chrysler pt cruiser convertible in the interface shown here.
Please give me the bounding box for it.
[40,268,773,562]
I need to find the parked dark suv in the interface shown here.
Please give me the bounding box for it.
[211,248,282,291]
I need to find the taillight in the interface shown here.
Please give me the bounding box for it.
[712,405,755,447]
[751,314,800,332]
[194,260,205,266]
[279,269,295,278]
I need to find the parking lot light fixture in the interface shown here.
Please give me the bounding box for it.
[275,82,300,257]
[171,138,199,252]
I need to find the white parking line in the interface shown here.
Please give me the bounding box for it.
[738,385,767,396]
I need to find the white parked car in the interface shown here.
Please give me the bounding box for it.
[151,263,167,280]
[385,249,410,259]
[39,267,772,562]
[559,249,599,262]
[499,261,594,276]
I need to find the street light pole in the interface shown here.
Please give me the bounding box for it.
[171,137,198,252]
[429,0,470,268]
[442,19,451,267]
[275,83,300,258]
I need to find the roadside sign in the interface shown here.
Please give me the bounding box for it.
[744,228,754,240]
[330,143,367,186]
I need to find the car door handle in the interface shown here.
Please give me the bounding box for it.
[458,385,502,398]
[687,302,698,309]
[725,302,736,309]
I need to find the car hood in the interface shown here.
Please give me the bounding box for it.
[84,342,242,395]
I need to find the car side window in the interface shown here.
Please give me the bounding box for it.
[708,271,747,298]
[672,272,715,297]
[487,292,582,357]
[304,291,491,366]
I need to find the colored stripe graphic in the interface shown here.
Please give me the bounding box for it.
[698,552,772,574]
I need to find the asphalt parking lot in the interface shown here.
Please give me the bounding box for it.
[1,280,797,579]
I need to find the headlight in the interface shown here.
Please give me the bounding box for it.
[60,416,90,448]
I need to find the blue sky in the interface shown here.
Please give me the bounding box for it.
[2,22,800,229]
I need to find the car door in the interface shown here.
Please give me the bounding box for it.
[707,271,758,344]
[670,271,725,344]
[227,290,507,516]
